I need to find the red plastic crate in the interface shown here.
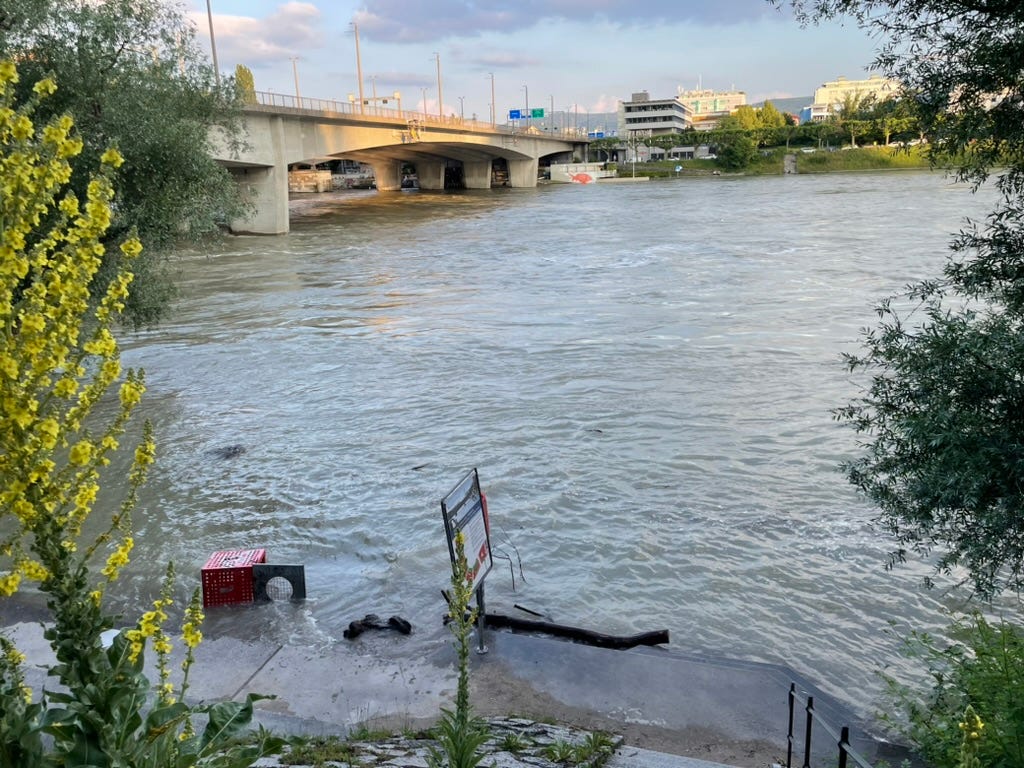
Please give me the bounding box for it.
[201,549,266,607]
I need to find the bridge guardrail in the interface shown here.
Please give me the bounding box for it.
[247,91,591,140]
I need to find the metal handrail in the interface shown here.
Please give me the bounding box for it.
[787,683,875,768]
[244,91,592,139]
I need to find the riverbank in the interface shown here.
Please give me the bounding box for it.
[615,145,931,178]
[5,614,905,768]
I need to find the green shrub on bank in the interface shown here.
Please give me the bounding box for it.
[882,614,1024,768]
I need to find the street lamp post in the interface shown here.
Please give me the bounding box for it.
[205,0,220,90]
[458,96,464,120]
[421,86,428,114]
[522,84,529,129]
[351,22,365,114]
[394,91,402,117]
[487,72,496,127]
[434,53,443,118]
[291,57,301,103]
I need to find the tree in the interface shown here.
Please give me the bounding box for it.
[758,100,787,129]
[236,64,257,105]
[782,0,1024,599]
[716,133,757,170]
[0,0,249,327]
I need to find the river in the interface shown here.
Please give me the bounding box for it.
[84,170,1001,718]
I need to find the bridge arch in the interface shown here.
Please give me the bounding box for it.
[212,104,584,233]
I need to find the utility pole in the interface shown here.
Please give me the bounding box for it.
[205,0,220,90]
[549,94,554,132]
[291,57,301,103]
[434,53,443,118]
[458,96,464,120]
[488,72,496,127]
[351,22,365,114]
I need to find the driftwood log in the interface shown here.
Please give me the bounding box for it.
[482,613,669,650]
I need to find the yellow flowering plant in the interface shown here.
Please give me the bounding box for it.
[0,62,281,766]
[428,530,490,768]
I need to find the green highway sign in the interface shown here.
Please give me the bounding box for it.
[531,108,544,118]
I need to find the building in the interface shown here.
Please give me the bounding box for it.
[676,88,747,130]
[800,74,900,122]
[618,91,690,136]
[618,88,747,136]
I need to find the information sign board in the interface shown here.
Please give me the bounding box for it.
[508,109,522,120]
[531,108,545,118]
[441,469,493,588]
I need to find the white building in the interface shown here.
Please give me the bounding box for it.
[800,74,900,122]
[618,88,747,135]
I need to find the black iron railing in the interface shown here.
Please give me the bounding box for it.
[787,683,875,768]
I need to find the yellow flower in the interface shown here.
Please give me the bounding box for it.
[101,536,134,579]
[120,238,143,258]
[69,440,94,466]
[0,571,21,597]
[18,559,49,581]
[182,622,203,649]
[100,147,124,168]
[11,114,32,141]
[0,60,18,85]
[32,78,57,97]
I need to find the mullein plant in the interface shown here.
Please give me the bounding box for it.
[428,530,490,768]
[0,60,281,767]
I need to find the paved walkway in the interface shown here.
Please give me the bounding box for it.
[4,618,902,768]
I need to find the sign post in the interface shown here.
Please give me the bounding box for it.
[441,468,493,654]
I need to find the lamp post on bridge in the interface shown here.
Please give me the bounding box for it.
[350,22,365,115]
[522,84,529,129]
[487,72,495,127]
[433,53,443,118]
[458,96,464,121]
[205,0,220,91]
[421,87,428,115]
[290,57,301,104]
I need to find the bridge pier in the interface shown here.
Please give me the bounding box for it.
[508,158,540,187]
[371,160,402,191]
[416,161,446,190]
[464,161,492,189]
[228,166,289,235]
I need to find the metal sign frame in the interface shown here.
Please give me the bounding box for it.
[441,468,493,588]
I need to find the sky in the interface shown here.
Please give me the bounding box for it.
[185,1,884,126]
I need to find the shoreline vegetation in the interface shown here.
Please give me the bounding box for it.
[604,145,932,179]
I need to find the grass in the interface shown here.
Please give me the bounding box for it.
[280,726,413,767]
[617,145,931,178]
[280,735,358,767]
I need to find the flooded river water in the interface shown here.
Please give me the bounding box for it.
[76,170,1003,717]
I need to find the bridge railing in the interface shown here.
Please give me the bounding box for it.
[247,91,590,139]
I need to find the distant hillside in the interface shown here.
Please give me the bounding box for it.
[754,96,811,116]
[545,110,619,135]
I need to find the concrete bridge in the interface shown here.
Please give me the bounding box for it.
[212,92,587,234]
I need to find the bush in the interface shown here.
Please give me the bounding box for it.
[882,613,1024,768]
[0,60,281,768]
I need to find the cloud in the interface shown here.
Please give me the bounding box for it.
[448,43,542,70]
[192,2,326,66]
[355,0,785,43]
